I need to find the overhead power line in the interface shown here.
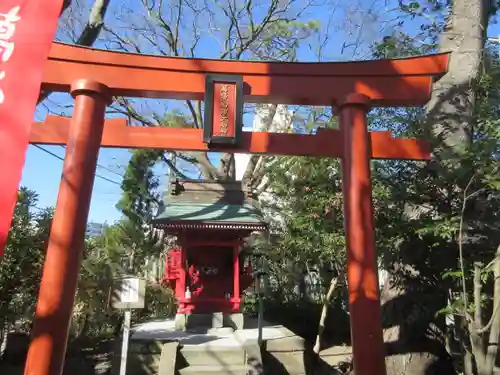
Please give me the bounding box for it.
[32,144,122,186]
[57,145,124,178]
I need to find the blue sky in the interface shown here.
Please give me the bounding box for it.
[20,0,500,224]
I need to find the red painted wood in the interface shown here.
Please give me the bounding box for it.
[233,245,240,300]
[0,0,64,255]
[12,24,450,375]
[340,94,386,375]
[24,80,110,375]
[42,43,449,106]
[30,116,431,160]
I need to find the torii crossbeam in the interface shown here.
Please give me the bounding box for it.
[30,115,430,160]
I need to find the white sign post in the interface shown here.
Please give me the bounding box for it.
[111,277,146,375]
[120,309,132,375]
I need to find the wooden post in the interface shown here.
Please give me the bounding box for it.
[233,244,240,300]
[339,93,386,375]
[23,80,110,375]
[180,242,187,301]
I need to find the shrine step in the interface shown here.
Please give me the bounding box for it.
[186,313,224,329]
[178,364,248,375]
[180,345,246,366]
[159,341,179,375]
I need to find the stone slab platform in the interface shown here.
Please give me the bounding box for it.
[122,317,306,375]
[130,317,304,350]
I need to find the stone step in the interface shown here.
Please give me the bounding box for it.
[180,345,246,366]
[265,351,305,372]
[159,342,179,375]
[178,364,247,375]
[186,326,234,335]
[110,353,161,375]
[319,345,352,366]
[243,340,264,375]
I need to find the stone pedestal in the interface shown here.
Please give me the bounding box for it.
[174,312,245,331]
[224,313,244,330]
[186,313,223,330]
[175,313,187,331]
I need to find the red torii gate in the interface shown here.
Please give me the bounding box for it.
[24,43,448,375]
[0,4,449,374]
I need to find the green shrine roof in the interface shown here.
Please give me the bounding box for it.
[153,180,267,231]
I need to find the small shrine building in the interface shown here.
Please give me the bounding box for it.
[154,179,267,331]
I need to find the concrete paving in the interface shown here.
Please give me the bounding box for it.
[130,318,295,348]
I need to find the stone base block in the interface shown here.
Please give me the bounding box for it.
[158,342,179,375]
[223,313,244,330]
[186,313,223,329]
[176,313,245,331]
[175,313,187,331]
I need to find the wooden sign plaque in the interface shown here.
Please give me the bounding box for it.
[203,74,244,146]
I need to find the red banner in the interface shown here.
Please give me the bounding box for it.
[0,0,64,255]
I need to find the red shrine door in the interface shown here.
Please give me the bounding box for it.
[188,246,233,299]
[182,245,240,314]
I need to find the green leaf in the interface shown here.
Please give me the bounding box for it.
[442,270,463,280]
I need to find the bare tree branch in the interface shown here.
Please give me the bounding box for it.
[62,0,73,15]
[38,0,112,104]
[76,0,111,45]
[106,0,324,181]
[162,155,190,180]
[313,273,342,354]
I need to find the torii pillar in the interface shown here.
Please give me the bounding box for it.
[340,93,386,375]
[23,80,110,375]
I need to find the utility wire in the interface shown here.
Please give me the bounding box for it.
[58,145,124,178]
[32,144,122,186]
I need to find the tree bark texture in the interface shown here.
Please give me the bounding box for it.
[469,246,500,375]
[313,276,340,354]
[381,0,488,374]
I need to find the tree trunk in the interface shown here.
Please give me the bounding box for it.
[484,247,500,375]
[465,351,475,375]
[381,265,456,375]
[313,276,339,354]
[77,313,90,339]
[471,246,500,375]
[426,0,486,153]
[381,0,488,373]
